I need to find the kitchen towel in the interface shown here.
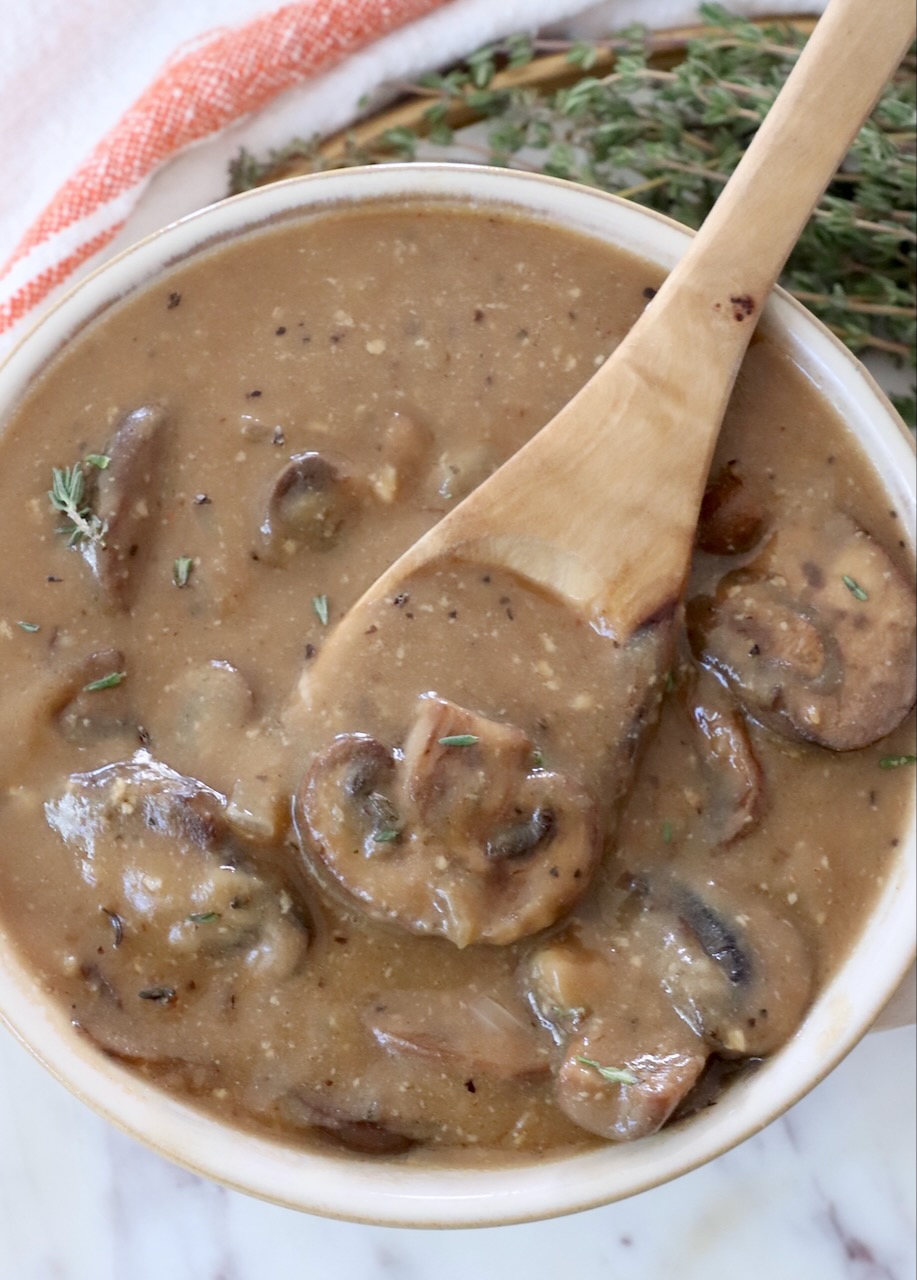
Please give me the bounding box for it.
[0,0,823,355]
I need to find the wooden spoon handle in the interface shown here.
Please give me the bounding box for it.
[424,0,915,639]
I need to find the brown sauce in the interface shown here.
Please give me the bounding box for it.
[0,202,913,1161]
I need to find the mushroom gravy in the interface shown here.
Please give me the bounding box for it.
[0,202,913,1161]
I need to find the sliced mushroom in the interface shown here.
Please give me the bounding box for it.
[295,696,601,947]
[696,461,767,554]
[526,873,813,1140]
[528,924,706,1142]
[83,403,169,609]
[687,513,917,749]
[661,879,814,1056]
[279,1091,417,1155]
[44,753,311,1058]
[52,648,133,745]
[555,1045,708,1143]
[401,696,536,838]
[683,675,765,845]
[259,451,362,561]
[365,987,552,1081]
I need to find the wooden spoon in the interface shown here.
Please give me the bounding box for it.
[296,0,915,698]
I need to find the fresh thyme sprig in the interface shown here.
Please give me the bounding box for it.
[228,7,915,423]
[48,462,107,549]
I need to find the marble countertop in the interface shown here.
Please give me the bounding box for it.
[0,1020,913,1279]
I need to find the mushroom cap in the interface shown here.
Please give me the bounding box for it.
[84,403,169,609]
[682,674,766,845]
[44,753,311,1064]
[259,450,362,561]
[526,871,813,1139]
[696,461,767,555]
[688,514,917,750]
[294,696,602,947]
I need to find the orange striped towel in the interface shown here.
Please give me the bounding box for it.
[0,0,454,345]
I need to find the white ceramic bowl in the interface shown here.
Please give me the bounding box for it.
[0,164,914,1227]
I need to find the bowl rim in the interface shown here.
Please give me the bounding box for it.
[0,162,914,1228]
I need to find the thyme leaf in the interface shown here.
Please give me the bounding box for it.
[576,1055,638,1086]
[173,556,194,588]
[48,463,107,549]
[438,734,480,747]
[842,574,869,601]
[313,594,330,626]
[188,911,220,924]
[16,621,40,632]
[84,453,111,470]
[372,828,401,843]
[83,671,126,692]
[879,754,917,768]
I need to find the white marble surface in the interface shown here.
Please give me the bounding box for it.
[0,1021,913,1279]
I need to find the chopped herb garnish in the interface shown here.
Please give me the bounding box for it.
[551,1005,586,1021]
[372,829,401,844]
[84,453,110,470]
[83,671,126,692]
[188,911,220,924]
[16,621,40,632]
[438,734,480,747]
[313,594,330,626]
[662,819,674,844]
[138,985,176,1003]
[173,556,194,588]
[879,754,917,769]
[532,747,546,769]
[48,462,107,549]
[842,574,869,601]
[576,1056,638,1086]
